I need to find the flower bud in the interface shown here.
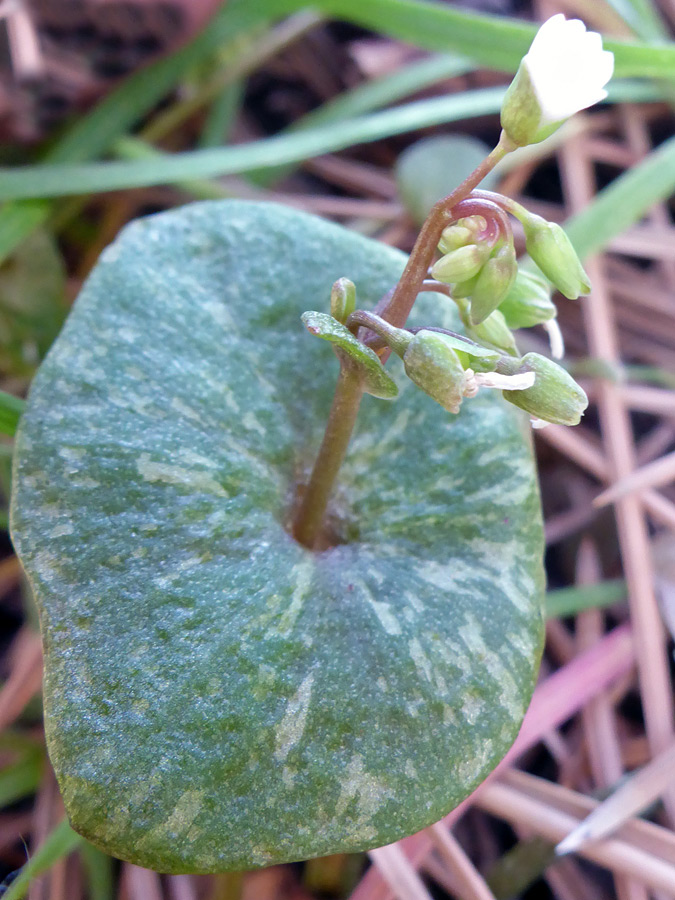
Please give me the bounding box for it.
[416,330,501,373]
[431,243,490,285]
[330,277,356,324]
[466,308,518,356]
[438,225,472,255]
[522,215,590,300]
[438,216,486,254]
[500,15,614,147]
[469,243,518,326]
[403,331,467,413]
[498,268,556,328]
[502,352,588,425]
[452,273,480,300]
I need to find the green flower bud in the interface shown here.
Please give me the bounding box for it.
[431,244,490,285]
[438,216,486,254]
[403,331,467,413]
[498,268,556,328]
[330,277,356,324]
[452,273,480,300]
[465,307,518,356]
[438,224,472,255]
[502,352,588,425]
[469,243,518,326]
[414,330,501,373]
[522,214,590,300]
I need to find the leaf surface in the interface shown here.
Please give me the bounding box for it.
[11,202,544,873]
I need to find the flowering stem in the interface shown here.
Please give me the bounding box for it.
[346,310,411,356]
[371,131,514,336]
[293,366,364,549]
[421,279,453,297]
[292,131,515,550]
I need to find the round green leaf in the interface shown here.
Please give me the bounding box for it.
[10,201,545,874]
[0,229,67,378]
[301,310,398,399]
[396,135,501,225]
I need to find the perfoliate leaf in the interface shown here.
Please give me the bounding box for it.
[11,202,545,873]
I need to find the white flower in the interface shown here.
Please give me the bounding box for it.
[526,15,614,121]
[501,14,614,147]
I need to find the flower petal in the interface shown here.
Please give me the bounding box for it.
[523,16,614,123]
[501,15,614,145]
[597,50,615,85]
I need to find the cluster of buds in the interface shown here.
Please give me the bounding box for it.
[432,214,518,327]
[431,196,591,344]
[303,301,587,426]
[302,14,613,431]
[365,310,585,426]
[401,190,591,424]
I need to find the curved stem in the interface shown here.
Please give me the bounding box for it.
[292,366,364,550]
[453,197,512,245]
[374,130,513,334]
[421,279,453,296]
[346,309,411,356]
[470,188,529,222]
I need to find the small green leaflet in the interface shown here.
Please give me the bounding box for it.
[301,311,398,399]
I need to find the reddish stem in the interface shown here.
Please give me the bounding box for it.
[372,131,513,334]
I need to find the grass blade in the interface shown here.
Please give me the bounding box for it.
[604,0,668,40]
[3,819,83,900]
[0,201,53,270]
[49,3,276,165]
[0,391,24,437]
[253,53,473,185]
[0,0,278,263]
[0,80,665,203]
[556,741,675,855]
[79,842,115,900]
[0,87,507,199]
[0,753,43,807]
[290,54,473,128]
[114,138,229,201]
[546,580,627,619]
[566,134,675,259]
[309,0,675,78]
[199,81,244,148]
[141,10,323,144]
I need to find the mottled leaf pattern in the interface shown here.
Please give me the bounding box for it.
[11,202,545,873]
